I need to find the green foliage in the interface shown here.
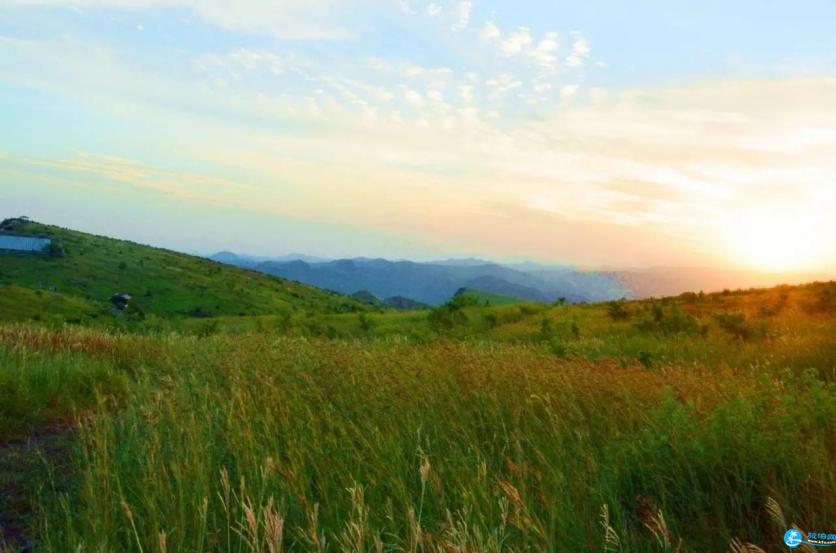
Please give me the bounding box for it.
[804,281,836,314]
[357,312,374,333]
[195,319,219,338]
[0,328,828,552]
[539,316,553,339]
[0,327,128,439]
[606,300,631,321]
[637,350,654,369]
[427,294,476,332]
[454,287,528,306]
[713,312,763,341]
[548,337,570,357]
[47,240,65,258]
[634,303,701,335]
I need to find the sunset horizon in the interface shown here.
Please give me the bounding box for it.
[2,1,835,274]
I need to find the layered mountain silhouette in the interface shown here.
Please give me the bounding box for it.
[211,252,829,307]
[210,253,629,305]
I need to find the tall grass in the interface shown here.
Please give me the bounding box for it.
[23,333,834,552]
[0,325,128,439]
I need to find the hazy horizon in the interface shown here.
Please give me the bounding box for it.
[2,1,835,272]
[4,211,834,282]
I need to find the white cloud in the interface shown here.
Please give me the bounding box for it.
[458,84,474,103]
[589,87,607,104]
[426,88,444,102]
[530,31,559,73]
[403,88,424,108]
[427,2,442,16]
[500,27,532,56]
[486,73,522,96]
[480,20,500,40]
[451,1,472,30]
[397,0,416,15]
[560,84,578,99]
[566,32,590,67]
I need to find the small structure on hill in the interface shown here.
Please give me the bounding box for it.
[110,293,132,310]
[0,234,53,254]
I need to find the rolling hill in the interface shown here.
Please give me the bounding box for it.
[453,287,529,306]
[0,218,365,323]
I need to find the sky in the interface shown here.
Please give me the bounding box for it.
[1,1,835,272]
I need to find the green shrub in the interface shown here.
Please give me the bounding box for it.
[804,282,836,314]
[607,300,631,321]
[635,304,700,335]
[713,312,760,340]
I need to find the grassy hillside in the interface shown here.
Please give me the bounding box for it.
[0,220,834,551]
[454,286,528,306]
[0,219,365,323]
[0,281,833,551]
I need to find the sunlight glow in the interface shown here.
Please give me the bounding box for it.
[724,209,820,272]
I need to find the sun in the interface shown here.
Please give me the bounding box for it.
[723,209,819,273]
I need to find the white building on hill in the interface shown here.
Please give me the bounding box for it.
[0,234,52,253]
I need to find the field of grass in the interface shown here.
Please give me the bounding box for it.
[0,281,833,552]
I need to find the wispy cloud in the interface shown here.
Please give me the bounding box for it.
[3,151,250,201]
[2,2,835,269]
[6,0,368,39]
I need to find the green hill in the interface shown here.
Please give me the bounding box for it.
[453,286,528,306]
[0,218,365,323]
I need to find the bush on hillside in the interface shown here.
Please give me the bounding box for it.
[803,282,836,315]
[713,312,761,341]
[607,300,631,321]
[634,303,701,335]
[428,295,476,332]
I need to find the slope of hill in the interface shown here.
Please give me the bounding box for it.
[453,287,528,306]
[0,219,364,322]
[382,295,430,310]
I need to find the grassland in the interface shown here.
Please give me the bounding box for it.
[0,278,833,552]
[453,288,528,306]
[0,220,366,324]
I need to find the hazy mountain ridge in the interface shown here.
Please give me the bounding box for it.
[210,253,625,305]
[210,252,831,306]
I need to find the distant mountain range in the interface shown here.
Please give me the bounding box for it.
[210,251,831,307]
[209,253,629,305]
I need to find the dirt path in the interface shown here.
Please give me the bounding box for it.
[0,425,74,552]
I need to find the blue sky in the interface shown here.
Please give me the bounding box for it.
[1,1,835,271]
